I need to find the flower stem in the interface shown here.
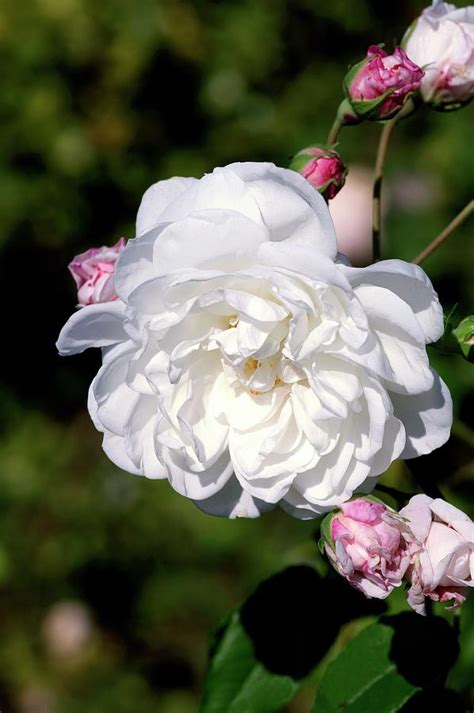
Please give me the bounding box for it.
[327,116,342,146]
[372,117,399,262]
[412,199,474,265]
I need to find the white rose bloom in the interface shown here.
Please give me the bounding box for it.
[57,163,452,519]
[404,0,474,106]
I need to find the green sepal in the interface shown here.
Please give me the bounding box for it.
[433,307,474,361]
[289,154,313,172]
[320,511,336,552]
[453,316,474,362]
[346,89,401,121]
[336,98,362,126]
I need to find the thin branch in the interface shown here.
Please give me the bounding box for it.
[412,199,474,265]
[327,117,342,146]
[372,117,399,262]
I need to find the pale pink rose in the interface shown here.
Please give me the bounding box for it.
[324,498,412,599]
[400,494,474,614]
[346,46,424,120]
[68,237,126,306]
[404,1,474,108]
[293,148,347,200]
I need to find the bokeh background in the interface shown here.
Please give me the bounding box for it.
[0,1,473,711]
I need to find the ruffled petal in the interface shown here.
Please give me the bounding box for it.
[341,259,444,344]
[390,370,452,459]
[136,176,197,236]
[56,301,127,355]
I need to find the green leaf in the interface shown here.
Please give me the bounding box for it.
[311,621,418,713]
[199,565,387,713]
[199,610,299,713]
[312,613,460,713]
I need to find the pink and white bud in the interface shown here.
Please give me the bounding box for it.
[322,498,412,599]
[68,237,126,307]
[344,45,424,121]
[404,1,474,109]
[290,146,347,200]
[400,494,474,614]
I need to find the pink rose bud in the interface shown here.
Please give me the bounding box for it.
[400,494,474,615]
[404,1,474,110]
[344,45,424,121]
[68,237,126,307]
[322,498,412,599]
[290,145,347,200]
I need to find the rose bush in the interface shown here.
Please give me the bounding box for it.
[401,494,474,613]
[404,1,474,109]
[57,162,452,518]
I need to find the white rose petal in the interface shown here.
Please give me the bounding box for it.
[57,162,453,518]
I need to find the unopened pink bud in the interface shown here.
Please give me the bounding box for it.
[322,497,412,599]
[68,237,126,307]
[290,146,347,200]
[345,45,424,121]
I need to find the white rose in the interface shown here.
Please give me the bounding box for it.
[57,162,452,519]
[404,1,474,106]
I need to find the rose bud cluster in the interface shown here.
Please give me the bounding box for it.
[290,146,347,200]
[68,237,126,307]
[400,494,474,614]
[322,498,412,599]
[322,495,474,614]
[343,45,424,121]
[404,1,474,110]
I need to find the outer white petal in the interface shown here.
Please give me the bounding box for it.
[102,432,142,475]
[158,162,337,257]
[125,400,166,479]
[56,301,127,355]
[390,370,453,459]
[279,488,322,520]
[158,165,263,225]
[341,259,444,344]
[194,475,275,518]
[114,224,168,302]
[257,242,349,289]
[91,342,140,435]
[136,176,197,236]
[162,448,234,500]
[152,209,269,274]
[226,162,337,256]
[354,284,433,395]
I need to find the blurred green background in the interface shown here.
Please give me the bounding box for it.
[0,0,473,711]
